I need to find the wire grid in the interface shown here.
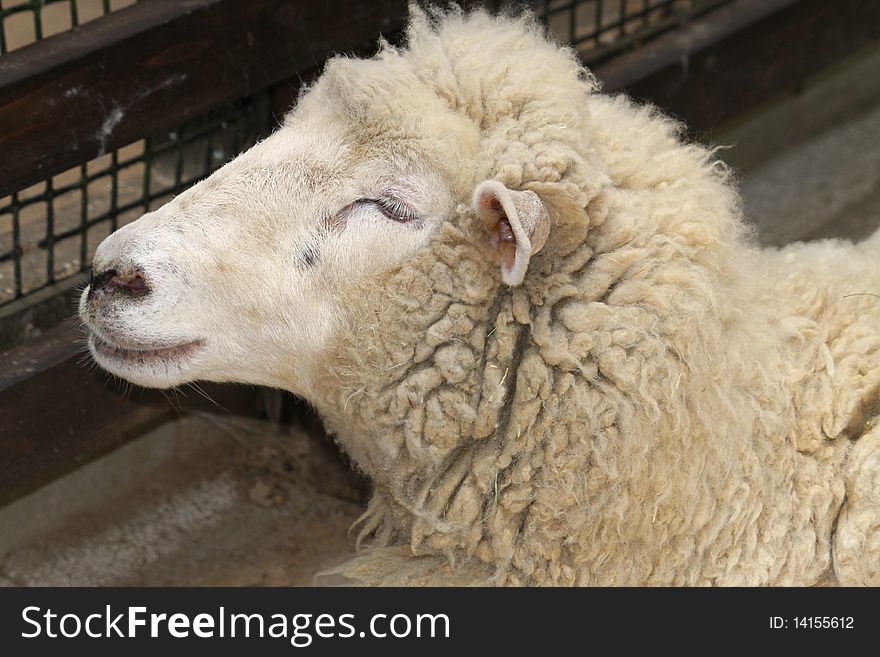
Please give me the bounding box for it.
[0,0,137,55]
[492,0,732,63]
[0,91,279,305]
[0,0,730,309]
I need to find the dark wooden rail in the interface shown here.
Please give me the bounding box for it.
[596,0,880,136]
[2,0,880,506]
[0,321,268,506]
[0,0,408,198]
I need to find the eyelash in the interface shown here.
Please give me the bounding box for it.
[356,196,419,223]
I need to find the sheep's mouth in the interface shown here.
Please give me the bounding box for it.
[89,332,204,365]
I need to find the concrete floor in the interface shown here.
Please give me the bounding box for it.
[1,43,879,587]
[718,43,880,245]
[0,415,366,586]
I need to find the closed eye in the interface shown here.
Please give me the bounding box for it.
[355,196,419,223]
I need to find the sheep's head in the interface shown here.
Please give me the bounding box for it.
[79,10,589,397]
[78,101,469,391]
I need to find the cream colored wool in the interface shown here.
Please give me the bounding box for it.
[81,6,880,585]
[308,8,880,585]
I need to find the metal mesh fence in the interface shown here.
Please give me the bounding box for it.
[507,0,698,62]
[0,0,137,54]
[0,90,279,305]
[0,0,728,309]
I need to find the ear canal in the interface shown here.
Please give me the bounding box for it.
[473,180,551,286]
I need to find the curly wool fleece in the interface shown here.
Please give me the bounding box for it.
[304,8,880,585]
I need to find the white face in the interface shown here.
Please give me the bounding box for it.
[78,122,455,393]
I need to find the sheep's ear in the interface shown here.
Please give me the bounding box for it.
[473,180,550,286]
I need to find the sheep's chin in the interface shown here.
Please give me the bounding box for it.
[87,331,204,389]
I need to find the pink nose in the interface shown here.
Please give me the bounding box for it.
[88,268,149,300]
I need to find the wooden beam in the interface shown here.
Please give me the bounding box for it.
[0,0,408,198]
[596,0,880,134]
[0,275,86,352]
[0,322,265,506]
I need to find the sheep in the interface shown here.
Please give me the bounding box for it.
[77,6,880,586]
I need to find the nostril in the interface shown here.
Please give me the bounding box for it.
[89,268,117,298]
[106,272,147,294]
[126,273,147,293]
[88,267,150,300]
